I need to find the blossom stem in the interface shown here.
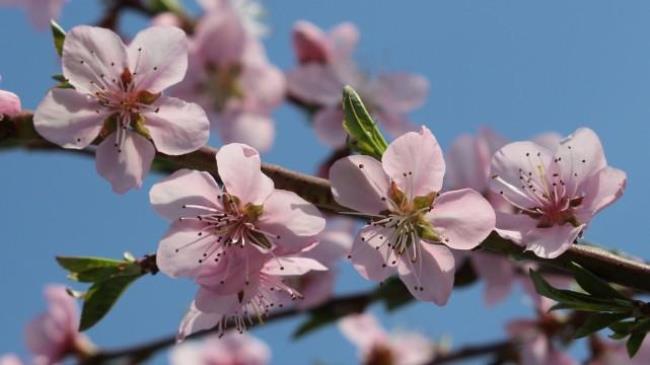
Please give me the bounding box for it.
[2,112,650,293]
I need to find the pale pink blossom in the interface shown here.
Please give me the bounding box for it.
[507,318,576,365]
[25,285,91,365]
[589,337,650,365]
[151,143,326,290]
[329,126,495,304]
[287,21,428,147]
[198,0,268,38]
[33,25,209,194]
[178,252,326,338]
[170,332,270,365]
[0,89,21,119]
[489,128,626,258]
[293,217,355,309]
[0,354,22,365]
[172,4,284,151]
[339,313,435,365]
[0,0,66,30]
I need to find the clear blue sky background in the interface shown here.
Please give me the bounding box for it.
[1,1,649,364]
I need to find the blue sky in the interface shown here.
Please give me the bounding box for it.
[1,1,649,364]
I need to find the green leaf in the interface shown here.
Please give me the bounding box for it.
[570,262,627,300]
[79,274,142,331]
[627,331,647,358]
[56,256,123,273]
[529,269,633,313]
[374,278,413,311]
[50,20,65,57]
[342,86,388,159]
[148,0,183,13]
[574,313,629,338]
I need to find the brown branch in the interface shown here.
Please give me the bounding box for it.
[3,113,649,293]
[430,340,514,365]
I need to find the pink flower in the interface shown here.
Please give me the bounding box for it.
[170,332,270,365]
[293,217,355,309]
[172,4,284,151]
[0,355,22,365]
[507,318,576,365]
[0,0,66,30]
[178,252,326,338]
[445,128,563,305]
[24,285,91,365]
[589,337,650,365]
[339,313,435,365]
[150,143,326,286]
[33,25,210,194]
[489,128,626,258]
[197,0,268,38]
[329,126,496,304]
[0,89,21,119]
[287,21,428,147]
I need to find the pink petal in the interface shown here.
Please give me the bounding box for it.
[149,169,223,221]
[215,143,273,205]
[427,189,496,250]
[95,130,155,194]
[0,354,22,365]
[239,61,286,110]
[374,111,418,139]
[470,252,516,306]
[256,189,326,253]
[313,107,346,147]
[382,125,445,197]
[286,64,343,105]
[369,73,428,113]
[349,225,399,282]
[194,287,240,313]
[523,224,585,259]
[553,128,608,198]
[494,211,538,244]
[196,246,266,295]
[577,166,626,220]
[262,256,328,276]
[328,22,359,61]
[33,88,108,149]
[24,0,65,30]
[156,221,214,278]
[532,132,562,151]
[143,96,210,155]
[303,222,354,264]
[338,313,387,352]
[177,301,224,340]
[391,332,436,365]
[128,26,188,93]
[217,111,275,152]
[193,10,246,65]
[62,26,127,95]
[293,20,331,63]
[489,141,554,209]
[0,89,21,117]
[329,155,391,214]
[445,134,486,191]
[397,242,455,305]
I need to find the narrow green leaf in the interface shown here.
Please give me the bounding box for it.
[50,20,65,57]
[79,274,142,331]
[570,262,627,300]
[574,313,629,338]
[627,331,647,358]
[56,256,123,273]
[342,85,388,159]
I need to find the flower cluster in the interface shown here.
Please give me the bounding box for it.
[172,0,285,152]
[150,143,327,338]
[287,21,429,147]
[171,332,270,365]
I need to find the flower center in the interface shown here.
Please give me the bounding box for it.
[176,194,279,264]
[200,63,244,112]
